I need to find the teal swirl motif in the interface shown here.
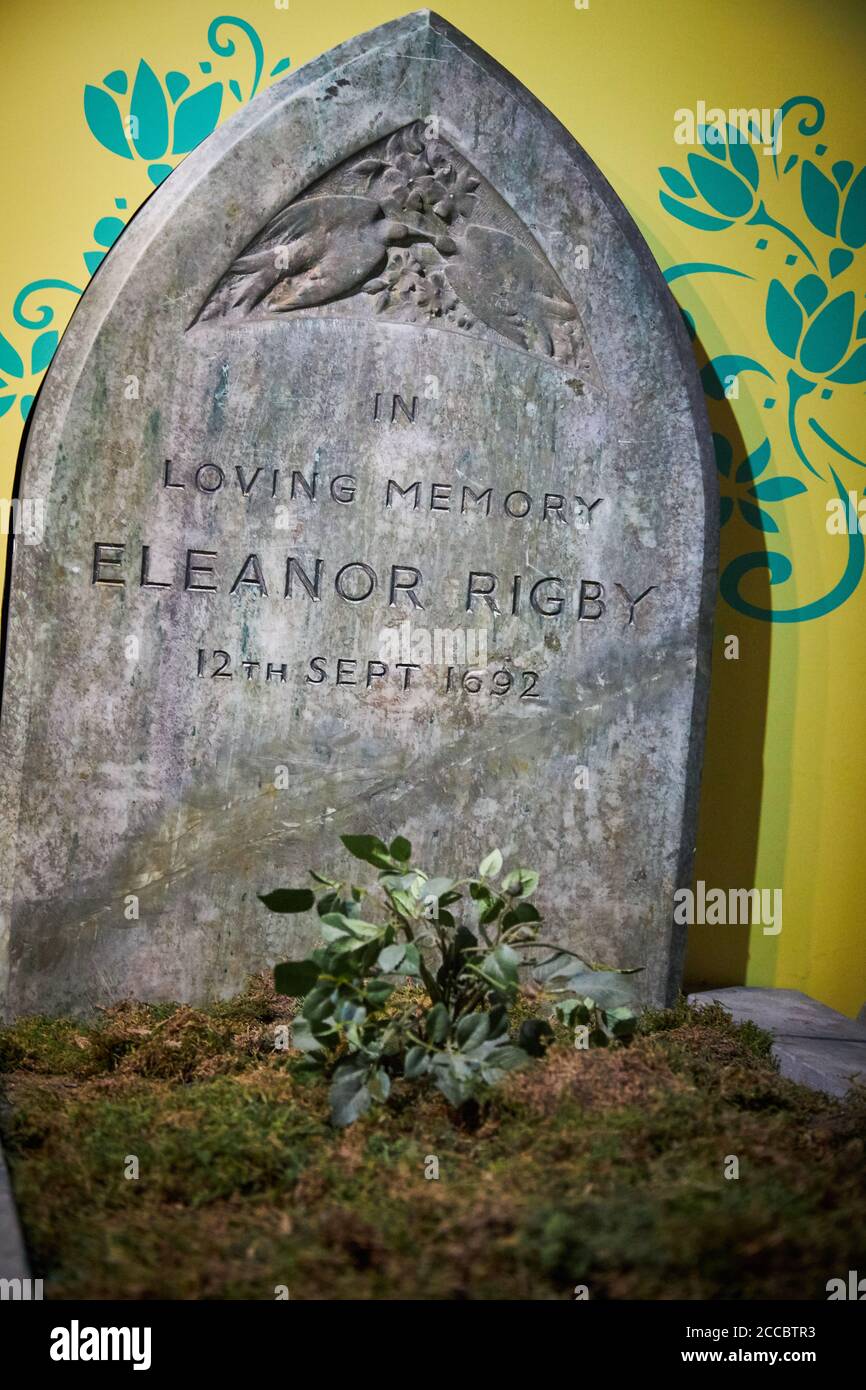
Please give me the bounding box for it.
[720,467,864,622]
[0,280,83,421]
[659,95,866,624]
[771,96,825,178]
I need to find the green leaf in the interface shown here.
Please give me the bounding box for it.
[329,1060,372,1127]
[502,868,539,898]
[481,1044,528,1077]
[341,834,395,869]
[369,1068,392,1102]
[425,1001,450,1044]
[502,902,541,928]
[258,888,315,913]
[487,1005,510,1040]
[365,979,394,1009]
[479,848,503,877]
[473,887,504,925]
[309,870,338,887]
[605,1006,638,1039]
[320,913,384,942]
[398,943,421,977]
[389,889,420,919]
[320,919,352,943]
[404,1045,430,1078]
[480,944,520,992]
[563,971,636,1009]
[423,877,455,900]
[377,942,406,972]
[290,1017,326,1054]
[555,998,589,1027]
[455,1012,490,1050]
[273,959,319,997]
[431,1056,472,1107]
[389,835,412,862]
[532,951,587,984]
[303,984,338,1021]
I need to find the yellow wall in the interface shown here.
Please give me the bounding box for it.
[2,0,865,1014]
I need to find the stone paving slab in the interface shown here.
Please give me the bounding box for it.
[689,986,866,1098]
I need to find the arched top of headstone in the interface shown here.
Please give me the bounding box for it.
[1,10,716,1019]
[31,7,711,444]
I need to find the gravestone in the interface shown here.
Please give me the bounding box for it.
[0,10,716,1018]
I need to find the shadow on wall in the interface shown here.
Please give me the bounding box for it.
[682,327,776,994]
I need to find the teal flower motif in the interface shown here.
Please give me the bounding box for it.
[84,59,224,185]
[83,210,127,275]
[715,434,807,532]
[0,327,57,421]
[766,276,866,382]
[801,159,866,276]
[766,275,866,477]
[82,19,290,186]
[660,123,816,265]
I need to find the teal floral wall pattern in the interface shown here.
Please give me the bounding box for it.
[0,15,290,427]
[83,15,290,186]
[661,97,866,624]
[4,54,863,635]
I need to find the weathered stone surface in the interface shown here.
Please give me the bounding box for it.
[690,987,866,1097]
[0,1139,29,1282]
[0,11,715,1017]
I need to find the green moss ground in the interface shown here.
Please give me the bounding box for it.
[1,980,864,1300]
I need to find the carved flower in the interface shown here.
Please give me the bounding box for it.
[425,140,454,177]
[410,175,452,214]
[376,153,441,215]
[429,165,480,222]
[413,270,459,316]
[363,248,426,310]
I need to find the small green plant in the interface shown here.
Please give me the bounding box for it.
[260,835,640,1126]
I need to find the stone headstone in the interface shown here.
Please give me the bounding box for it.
[0,11,716,1018]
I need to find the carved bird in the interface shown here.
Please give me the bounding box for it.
[442,225,581,361]
[211,195,411,316]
